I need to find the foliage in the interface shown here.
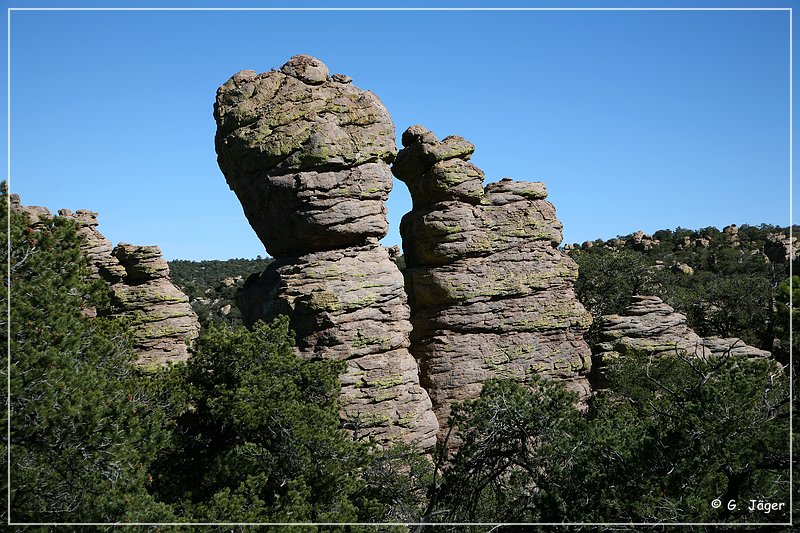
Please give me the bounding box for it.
[6,196,175,522]
[570,224,797,351]
[433,376,584,523]
[168,258,273,328]
[429,353,790,524]
[150,318,421,524]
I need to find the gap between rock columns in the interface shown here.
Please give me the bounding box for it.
[214,55,439,451]
[393,125,594,443]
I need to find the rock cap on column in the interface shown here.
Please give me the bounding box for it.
[214,55,397,257]
[393,125,485,206]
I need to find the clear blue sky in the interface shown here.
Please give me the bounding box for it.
[4,1,794,260]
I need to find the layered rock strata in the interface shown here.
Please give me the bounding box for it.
[393,125,593,434]
[107,243,200,367]
[215,55,438,450]
[57,209,200,366]
[596,295,771,360]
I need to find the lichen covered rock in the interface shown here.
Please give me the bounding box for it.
[108,244,200,367]
[214,54,396,258]
[58,209,127,281]
[596,295,771,360]
[15,198,200,367]
[217,56,439,450]
[395,125,593,436]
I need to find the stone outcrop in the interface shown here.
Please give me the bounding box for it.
[10,196,199,366]
[57,208,127,281]
[215,55,439,450]
[596,295,770,361]
[57,209,200,367]
[393,125,593,436]
[764,233,797,263]
[107,243,200,367]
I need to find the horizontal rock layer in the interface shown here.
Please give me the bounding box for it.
[215,54,396,258]
[237,244,438,449]
[395,126,593,437]
[222,56,439,450]
[59,212,200,367]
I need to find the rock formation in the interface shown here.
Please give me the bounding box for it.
[393,125,593,435]
[764,232,797,263]
[106,243,200,367]
[50,207,200,367]
[596,295,770,361]
[214,55,439,450]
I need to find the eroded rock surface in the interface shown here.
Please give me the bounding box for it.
[394,125,593,436]
[216,55,438,450]
[108,244,200,367]
[214,54,395,258]
[596,295,770,360]
[57,209,200,367]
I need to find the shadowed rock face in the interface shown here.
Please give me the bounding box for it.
[216,55,439,450]
[596,295,771,361]
[394,125,593,438]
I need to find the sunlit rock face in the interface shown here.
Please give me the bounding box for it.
[58,209,200,367]
[394,125,593,441]
[9,198,200,367]
[215,55,439,450]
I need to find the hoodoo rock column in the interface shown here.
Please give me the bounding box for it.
[394,125,593,436]
[214,55,438,450]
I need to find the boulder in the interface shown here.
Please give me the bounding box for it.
[596,295,771,361]
[214,54,396,258]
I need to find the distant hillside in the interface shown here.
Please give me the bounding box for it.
[168,257,273,327]
[567,223,797,362]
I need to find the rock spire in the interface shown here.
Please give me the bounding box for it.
[214,55,439,450]
[393,125,593,437]
[9,196,199,367]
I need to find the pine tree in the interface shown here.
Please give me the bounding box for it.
[6,194,174,522]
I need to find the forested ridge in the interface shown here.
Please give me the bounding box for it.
[5,196,795,526]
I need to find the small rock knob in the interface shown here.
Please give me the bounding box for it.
[280,54,329,85]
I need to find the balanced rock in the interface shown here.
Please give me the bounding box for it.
[394,125,593,437]
[596,295,770,360]
[214,54,396,258]
[215,56,439,450]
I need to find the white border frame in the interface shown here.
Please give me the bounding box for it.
[5,4,794,528]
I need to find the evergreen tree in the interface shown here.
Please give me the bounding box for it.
[6,195,174,522]
[431,353,789,524]
[151,319,410,523]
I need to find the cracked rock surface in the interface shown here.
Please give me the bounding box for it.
[394,125,593,438]
[216,55,438,450]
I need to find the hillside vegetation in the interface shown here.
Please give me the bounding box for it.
[568,223,797,362]
[6,203,794,524]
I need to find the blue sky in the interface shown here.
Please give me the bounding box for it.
[4,1,794,260]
